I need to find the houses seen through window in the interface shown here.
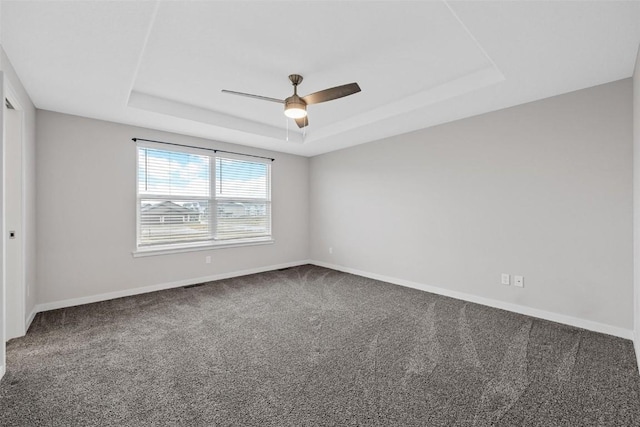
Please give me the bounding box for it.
[137,143,271,250]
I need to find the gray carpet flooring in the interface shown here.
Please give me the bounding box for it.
[1,265,640,426]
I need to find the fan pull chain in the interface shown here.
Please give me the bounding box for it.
[286,117,289,141]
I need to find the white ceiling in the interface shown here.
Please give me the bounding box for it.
[2,1,640,157]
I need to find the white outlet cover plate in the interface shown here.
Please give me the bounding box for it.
[514,276,524,288]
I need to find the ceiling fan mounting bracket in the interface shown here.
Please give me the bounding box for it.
[288,74,303,87]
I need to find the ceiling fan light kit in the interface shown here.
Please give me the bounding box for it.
[222,73,361,128]
[284,96,307,118]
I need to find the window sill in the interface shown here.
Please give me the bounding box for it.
[132,238,274,258]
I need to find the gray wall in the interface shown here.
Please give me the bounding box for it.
[310,79,633,330]
[36,110,309,305]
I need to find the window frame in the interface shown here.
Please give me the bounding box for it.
[134,141,273,257]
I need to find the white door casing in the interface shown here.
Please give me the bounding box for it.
[5,100,23,341]
[0,72,6,380]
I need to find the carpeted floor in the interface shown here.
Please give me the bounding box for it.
[1,265,639,426]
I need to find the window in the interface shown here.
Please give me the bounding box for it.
[136,142,271,252]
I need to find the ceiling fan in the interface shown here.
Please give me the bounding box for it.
[222,74,361,128]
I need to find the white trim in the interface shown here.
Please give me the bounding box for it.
[4,85,27,340]
[132,239,274,257]
[311,260,634,340]
[34,260,311,313]
[0,71,6,381]
[635,330,640,372]
[25,307,36,333]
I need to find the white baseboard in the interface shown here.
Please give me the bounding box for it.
[25,308,37,333]
[311,260,634,340]
[34,260,311,314]
[635,330,640,372]
[28,259,634,341]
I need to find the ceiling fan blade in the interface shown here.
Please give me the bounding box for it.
[295,116,309,128]
[302,82,361,105]
[221,90,284,104]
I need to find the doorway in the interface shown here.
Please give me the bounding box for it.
[4,96,24,342]
[0,75,28,381]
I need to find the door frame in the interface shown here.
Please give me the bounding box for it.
[0,71,5,380]
[4,80,25,341]
[0,74,27,380]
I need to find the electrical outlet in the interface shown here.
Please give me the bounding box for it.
[205,256,211,264]
[501,274,510,286]
[329,247,333,255]
[514,275,524,288]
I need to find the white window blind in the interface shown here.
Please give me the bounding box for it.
[137,143,271,250]
[215,158,271,241]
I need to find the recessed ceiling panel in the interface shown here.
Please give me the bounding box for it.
[132,1,494,131]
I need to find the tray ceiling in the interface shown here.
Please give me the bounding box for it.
[2,1,640,156]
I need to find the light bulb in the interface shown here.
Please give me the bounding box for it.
[284,107,307,119]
